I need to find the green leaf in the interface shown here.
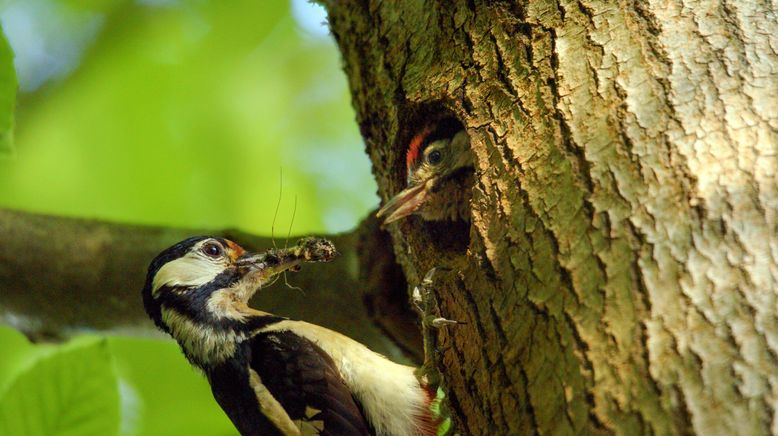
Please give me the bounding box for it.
[108,336,236,435]
[0,24,16,155]
[430,385,445,416]
[437,417,452,436]
[0,337,121,436]
[0,326,40,395]
[430,386,454,436]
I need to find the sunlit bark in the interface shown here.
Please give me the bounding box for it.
[325,0,778,433]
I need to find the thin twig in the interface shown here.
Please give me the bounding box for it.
[271,168,283,249]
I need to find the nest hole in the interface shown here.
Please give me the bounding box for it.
[397,105,473,256]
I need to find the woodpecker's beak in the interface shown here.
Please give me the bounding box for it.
[376,179,434,224]
[232,238,338,300]
[236,251,300,279]
[229,252,281,302]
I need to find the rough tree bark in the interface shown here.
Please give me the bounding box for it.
[324,1,778,434]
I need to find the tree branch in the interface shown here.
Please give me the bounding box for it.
[0,208,411,360]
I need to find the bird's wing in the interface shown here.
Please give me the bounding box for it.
[248,330,373,436]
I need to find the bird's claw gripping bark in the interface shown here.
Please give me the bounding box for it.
[413,267,461,387]
[430,317,460,328]
[413,267,462,329]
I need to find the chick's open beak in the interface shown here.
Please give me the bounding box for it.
[376,179,434,224]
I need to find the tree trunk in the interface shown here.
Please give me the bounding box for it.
[323,1,778,434]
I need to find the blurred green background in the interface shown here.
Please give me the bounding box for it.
[0,0,377,234]
[0,0,377,434]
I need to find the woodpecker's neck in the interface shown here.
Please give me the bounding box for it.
[161,297,284,368]
[162,307,249,367]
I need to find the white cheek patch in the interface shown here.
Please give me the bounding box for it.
[152,254,224,295]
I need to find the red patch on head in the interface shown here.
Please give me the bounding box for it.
[225,240,246,261]
[406,126,433,170]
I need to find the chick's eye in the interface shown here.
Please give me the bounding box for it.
[202,243,223,258]
[427,149,442,165]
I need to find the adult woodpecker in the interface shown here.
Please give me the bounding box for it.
[376,119,473,223]
[142,236,438,436]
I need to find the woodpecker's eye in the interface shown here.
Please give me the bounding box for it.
[201,242,224,258]
[427,149,442,165]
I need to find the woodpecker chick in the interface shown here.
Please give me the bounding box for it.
[377,119,473,223]
[142,236,438,436]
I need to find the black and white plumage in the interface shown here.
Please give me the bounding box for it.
[141,236,436,436]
